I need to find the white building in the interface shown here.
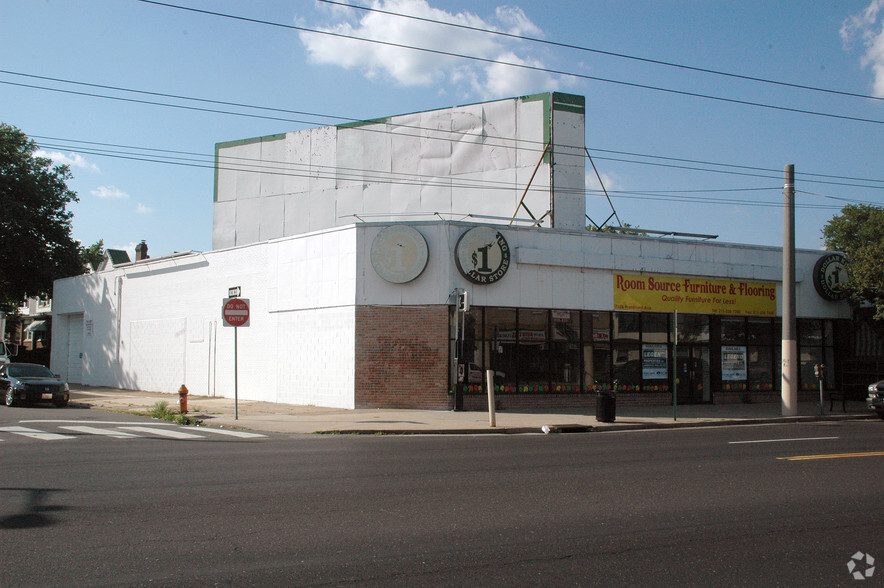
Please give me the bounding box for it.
[51,93,852,409]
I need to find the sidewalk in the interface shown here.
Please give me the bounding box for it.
[67,386,877,435]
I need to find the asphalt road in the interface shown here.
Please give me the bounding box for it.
[1,405,882,586]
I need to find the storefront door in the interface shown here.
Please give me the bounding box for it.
[676,345,711,404]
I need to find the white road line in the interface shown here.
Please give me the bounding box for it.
[0,426,77,441]
[729,436,839,445]
[118,426,205,439]
[22,420,176,426]
[195,428,266,439]
[58,426,141,438]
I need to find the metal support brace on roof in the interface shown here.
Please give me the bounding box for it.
[585,147,621,230]
[510,143,550,226]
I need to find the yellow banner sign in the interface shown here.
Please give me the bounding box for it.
[613,274,776,316]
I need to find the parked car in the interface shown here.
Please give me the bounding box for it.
[868,381,884,420]
[1,362,70,407]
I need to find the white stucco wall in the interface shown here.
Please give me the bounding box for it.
[52,227,359,408]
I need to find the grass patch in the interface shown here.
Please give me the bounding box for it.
[148,401,202,426]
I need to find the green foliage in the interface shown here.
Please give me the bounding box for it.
[147,400,200,426]
[822,204,884,319]
[0,123,83,310]
[586,222,646,236]
[81,239,106,272]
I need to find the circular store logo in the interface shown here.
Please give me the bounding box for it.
[812,253,849,301]
[370,225,429,284]
[455,226,511,284]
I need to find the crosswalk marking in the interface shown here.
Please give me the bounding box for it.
[117,426,205,439]
[195,428,266,439]
[1,422,268,442]
[0,426,77,441]
[59,425,142,438]
[22,419,176,426]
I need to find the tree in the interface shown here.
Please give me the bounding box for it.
[822,203,884,319]
[81,239,106,272]
[0,123,84,310]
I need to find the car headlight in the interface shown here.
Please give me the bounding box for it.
[870,384,878,393]
[62,383,69,392]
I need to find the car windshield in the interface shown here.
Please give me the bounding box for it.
[8,364,55,378]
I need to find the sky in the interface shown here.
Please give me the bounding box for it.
[1,0,883,260]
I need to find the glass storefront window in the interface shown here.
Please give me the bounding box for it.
[484,308,517,388]
[551,311,580,389]
[584,342,611,388]
[484,308,516,341]
[721,317,745,344]
[678,314,709,343]
[583,312,611,343]
[612,343,642,389]
[459,307,836,401]
[583,312,611,390]
[519,309,548,343]
[800,346,823,390]
[642,313,669,343]
[748,346,774,391]
[613,312,640,341]
[747,317,772,345]
[799,319,823,347]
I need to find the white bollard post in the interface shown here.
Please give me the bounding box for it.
[486,369,496,427]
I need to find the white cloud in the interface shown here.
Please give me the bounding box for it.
[91,185,130,199]
[34,150,100,172]
[136,203,153,214]
[841,0,884,97]
[586,170,620,193]
[299,0,565,98]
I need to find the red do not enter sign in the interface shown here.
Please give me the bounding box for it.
[222,297,250,327]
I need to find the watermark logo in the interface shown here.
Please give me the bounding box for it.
[847,552,875,581]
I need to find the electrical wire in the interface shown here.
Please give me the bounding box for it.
[317,0,884,103]
[136,0,884,126]
[8,70,880,194]
[32,134,881,211]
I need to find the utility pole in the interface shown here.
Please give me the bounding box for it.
[782,165,798,416]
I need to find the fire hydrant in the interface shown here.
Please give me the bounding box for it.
[178,385,189,414]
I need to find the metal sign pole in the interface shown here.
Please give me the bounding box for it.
[673,310,678,421]
[234,325,238,420]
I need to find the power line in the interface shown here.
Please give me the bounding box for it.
[318,0,884,104]
[33,135,880,210]
[33,132,884,194]
[15,69,881,192]
[136,0,884,126]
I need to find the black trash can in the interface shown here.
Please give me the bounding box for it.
[596,392,616,423]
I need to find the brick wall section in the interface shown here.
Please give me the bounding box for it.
[355,305,450,409]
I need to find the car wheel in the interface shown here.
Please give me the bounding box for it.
[54,398,68,408]
[4,387,14,407]
[877,410,884,421]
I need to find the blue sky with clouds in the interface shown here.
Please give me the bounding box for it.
[2,0,882,258]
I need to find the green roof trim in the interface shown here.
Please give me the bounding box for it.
[337,116,390,130]
[213,133,287,202]
[552,92,585,114]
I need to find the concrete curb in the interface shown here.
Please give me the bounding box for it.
[316,412,875,436]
